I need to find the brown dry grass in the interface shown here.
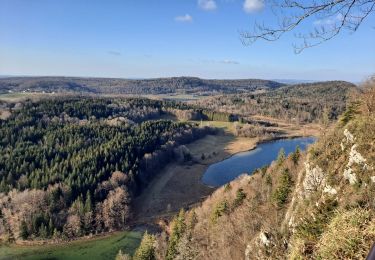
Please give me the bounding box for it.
[133,134,256,224]
[315,208,375,259]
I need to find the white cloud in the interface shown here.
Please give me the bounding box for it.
[198,0,217,11]
[243,0,264,13]
[175,14,193,22]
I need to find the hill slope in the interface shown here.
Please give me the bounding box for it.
[0,77,284,95]
[151,82,375,260]
[195,81,357,123]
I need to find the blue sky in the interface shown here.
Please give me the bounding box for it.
[0,0,374,82]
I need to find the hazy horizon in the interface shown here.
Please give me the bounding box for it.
[0,74,359,85]
[1,1,374,82]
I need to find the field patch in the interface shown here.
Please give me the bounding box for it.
[0,231,142,260]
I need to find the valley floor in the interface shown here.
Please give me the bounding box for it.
[133,119,320,225]
[133,134,256,224]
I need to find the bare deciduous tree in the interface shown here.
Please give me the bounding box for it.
[241,0,375,53]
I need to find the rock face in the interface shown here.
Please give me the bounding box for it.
[344,129,355,143]
[341,129,371,185]
[245,232,272,260]
[348,144,367,167]
[343,167,357,185]
[259,232,271,247]
[303,162,325,196]
[323,185,337,195]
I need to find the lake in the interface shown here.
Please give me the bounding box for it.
[202,137,316,187]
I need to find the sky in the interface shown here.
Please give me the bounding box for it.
[0,0,374,82]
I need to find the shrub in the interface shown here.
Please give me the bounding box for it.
[116,249,132,260]
[266,175,272,186]
[341,101,361,125]
[295,199,338,242]
[210,200,229,223]
[233,188,246,208]
[261,166,268,176]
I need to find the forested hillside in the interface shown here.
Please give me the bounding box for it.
[195,81,356,123]
[143,81,375,260]
[0,76,284,95]
[0,98,213,242]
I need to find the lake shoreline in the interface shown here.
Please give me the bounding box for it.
[132,123,320,224]
[202,135,317,187]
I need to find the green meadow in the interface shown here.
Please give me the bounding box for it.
[0,231,142,260]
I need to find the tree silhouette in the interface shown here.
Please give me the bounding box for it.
[241,0,375,53]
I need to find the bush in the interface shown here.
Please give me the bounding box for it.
[116,249,131,260]
[295,199,338,242]
[210,200,229,223]
[224,183,232,192]
[341,101,361,125]
[266,175,272,186]
[233,188,246,208]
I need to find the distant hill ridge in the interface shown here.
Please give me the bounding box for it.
[0,76,285,95]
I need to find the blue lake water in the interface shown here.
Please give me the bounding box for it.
[202,137,316,187]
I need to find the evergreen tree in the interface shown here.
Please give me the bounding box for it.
[39,223,48,239]
[292,146,301,165]
[210,200,229,223]
[19,220,29,240]
[84,191,92,213]
[133,231,156,260]
[166,209,186,260]
[277,148,286,165]
[48,218,54,236]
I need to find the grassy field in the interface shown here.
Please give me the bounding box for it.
[0,231,142,260]
[0,92,54,102]
[189,120,244,134]
[142,93,205,101]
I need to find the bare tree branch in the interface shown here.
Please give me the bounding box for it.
[241,0,375,53]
